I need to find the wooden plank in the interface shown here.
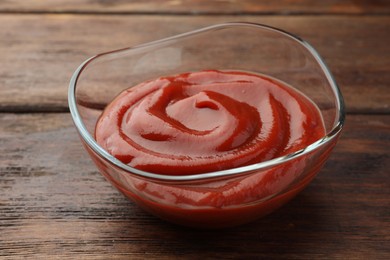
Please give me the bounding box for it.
[0,0,389,15]
[0,15,389,113]
[0,113,389,258]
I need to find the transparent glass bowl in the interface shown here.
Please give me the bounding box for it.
[68,22,345,228]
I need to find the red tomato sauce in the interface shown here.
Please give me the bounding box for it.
[93,70,328,227]
[95,70,325,175]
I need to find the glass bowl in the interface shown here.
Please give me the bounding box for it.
[68,22,345,228]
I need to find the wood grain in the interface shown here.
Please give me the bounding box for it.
[1,0,388,258]
[0,113,389,258]
[0,15,389,113]
[0,0,389,15]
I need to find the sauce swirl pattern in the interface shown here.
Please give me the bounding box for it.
[96,70,325,175]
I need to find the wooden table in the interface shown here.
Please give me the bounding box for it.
[1,1,389,259]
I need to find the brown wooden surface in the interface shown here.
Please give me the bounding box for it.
[0,0,389,14]
[1,14,389,113]
[0,1,389,259]
[0,114,388,258]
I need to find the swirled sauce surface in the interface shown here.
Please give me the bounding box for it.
[95,70,325,175]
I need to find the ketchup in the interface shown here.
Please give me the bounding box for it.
[94,70,327,227]
[96,70,325,175]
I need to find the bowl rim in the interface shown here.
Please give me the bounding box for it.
[68,22,345,181]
